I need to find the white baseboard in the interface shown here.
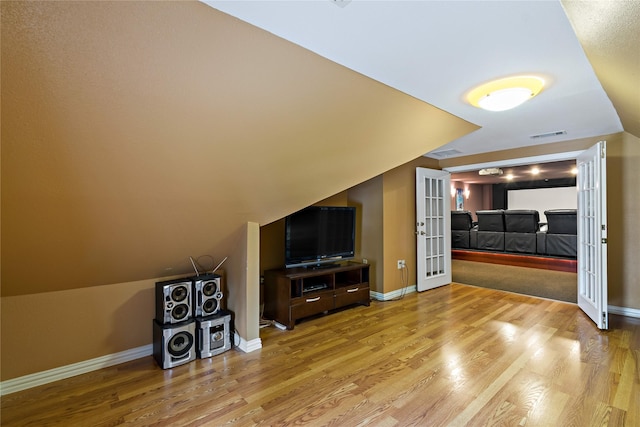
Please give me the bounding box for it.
[370,285,416,301]
[0,344,153,396]
[608,305,640,319]
[234,332,262,353]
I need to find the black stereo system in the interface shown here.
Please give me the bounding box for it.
[153,273,231,369]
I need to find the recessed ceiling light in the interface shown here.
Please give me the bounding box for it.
[467,76,545,112]
[571,167,578,175]
[506,174,514,180]
[531,167,540,175]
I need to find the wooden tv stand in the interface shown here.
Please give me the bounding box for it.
[263,262,370,330]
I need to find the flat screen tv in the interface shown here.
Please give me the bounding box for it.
[285,206,356,269]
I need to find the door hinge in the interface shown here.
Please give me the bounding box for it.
[601,144,606,158]
[601,238,608,244]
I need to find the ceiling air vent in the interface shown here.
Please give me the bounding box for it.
[530,130,567,139]
[429,149,463,158]
[331,0,352,8]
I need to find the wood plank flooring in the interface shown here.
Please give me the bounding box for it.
[2,283,639,426]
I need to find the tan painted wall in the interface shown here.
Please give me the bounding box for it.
[348,176,384,293]
[1,272,213,380]
[606,133,640,309]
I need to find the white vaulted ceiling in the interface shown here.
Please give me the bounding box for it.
[205,0,635,159]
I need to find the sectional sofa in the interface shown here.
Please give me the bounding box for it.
[451,209,577,258]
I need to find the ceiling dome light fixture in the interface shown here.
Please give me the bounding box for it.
[467,76,545,112]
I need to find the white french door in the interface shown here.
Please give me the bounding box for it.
[577,141,608,329]
[416,167,451,292]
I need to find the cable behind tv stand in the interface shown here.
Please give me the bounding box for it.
[264,262,370,330]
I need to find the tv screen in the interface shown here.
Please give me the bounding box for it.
[285,206,356,268]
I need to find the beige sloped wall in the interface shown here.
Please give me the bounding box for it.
[1,1,476,381]
[2,1,477,298]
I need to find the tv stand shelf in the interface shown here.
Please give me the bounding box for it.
[264,262,370,330]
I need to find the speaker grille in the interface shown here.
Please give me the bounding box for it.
[153,320,196,369]
[171,286,189,302]
[168,331,194,357]
[202,298,219,315]
[155,279,193,324]
[171,303,191,321]
[202,280,218,296]
[193,274,222,318]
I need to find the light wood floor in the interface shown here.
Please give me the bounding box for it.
[2,283,639,426]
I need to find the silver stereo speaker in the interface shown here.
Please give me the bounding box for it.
[196,311,231,359]
[155,279,192,324]
[192,274,223,318]
[153,319,196,369]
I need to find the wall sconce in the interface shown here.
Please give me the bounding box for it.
[464,189,470,199]
[451,185,456,198]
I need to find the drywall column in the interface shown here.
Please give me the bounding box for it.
[226,222,262,352]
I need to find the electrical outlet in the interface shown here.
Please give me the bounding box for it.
[397,260,405,269]
[362,258,368,264]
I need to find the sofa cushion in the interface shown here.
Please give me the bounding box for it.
[451,211,473,231]
[476,210,505,232]
[504,210,540,233]
[545,209,577,235]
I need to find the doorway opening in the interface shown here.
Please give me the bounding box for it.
[443,151,583,303]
